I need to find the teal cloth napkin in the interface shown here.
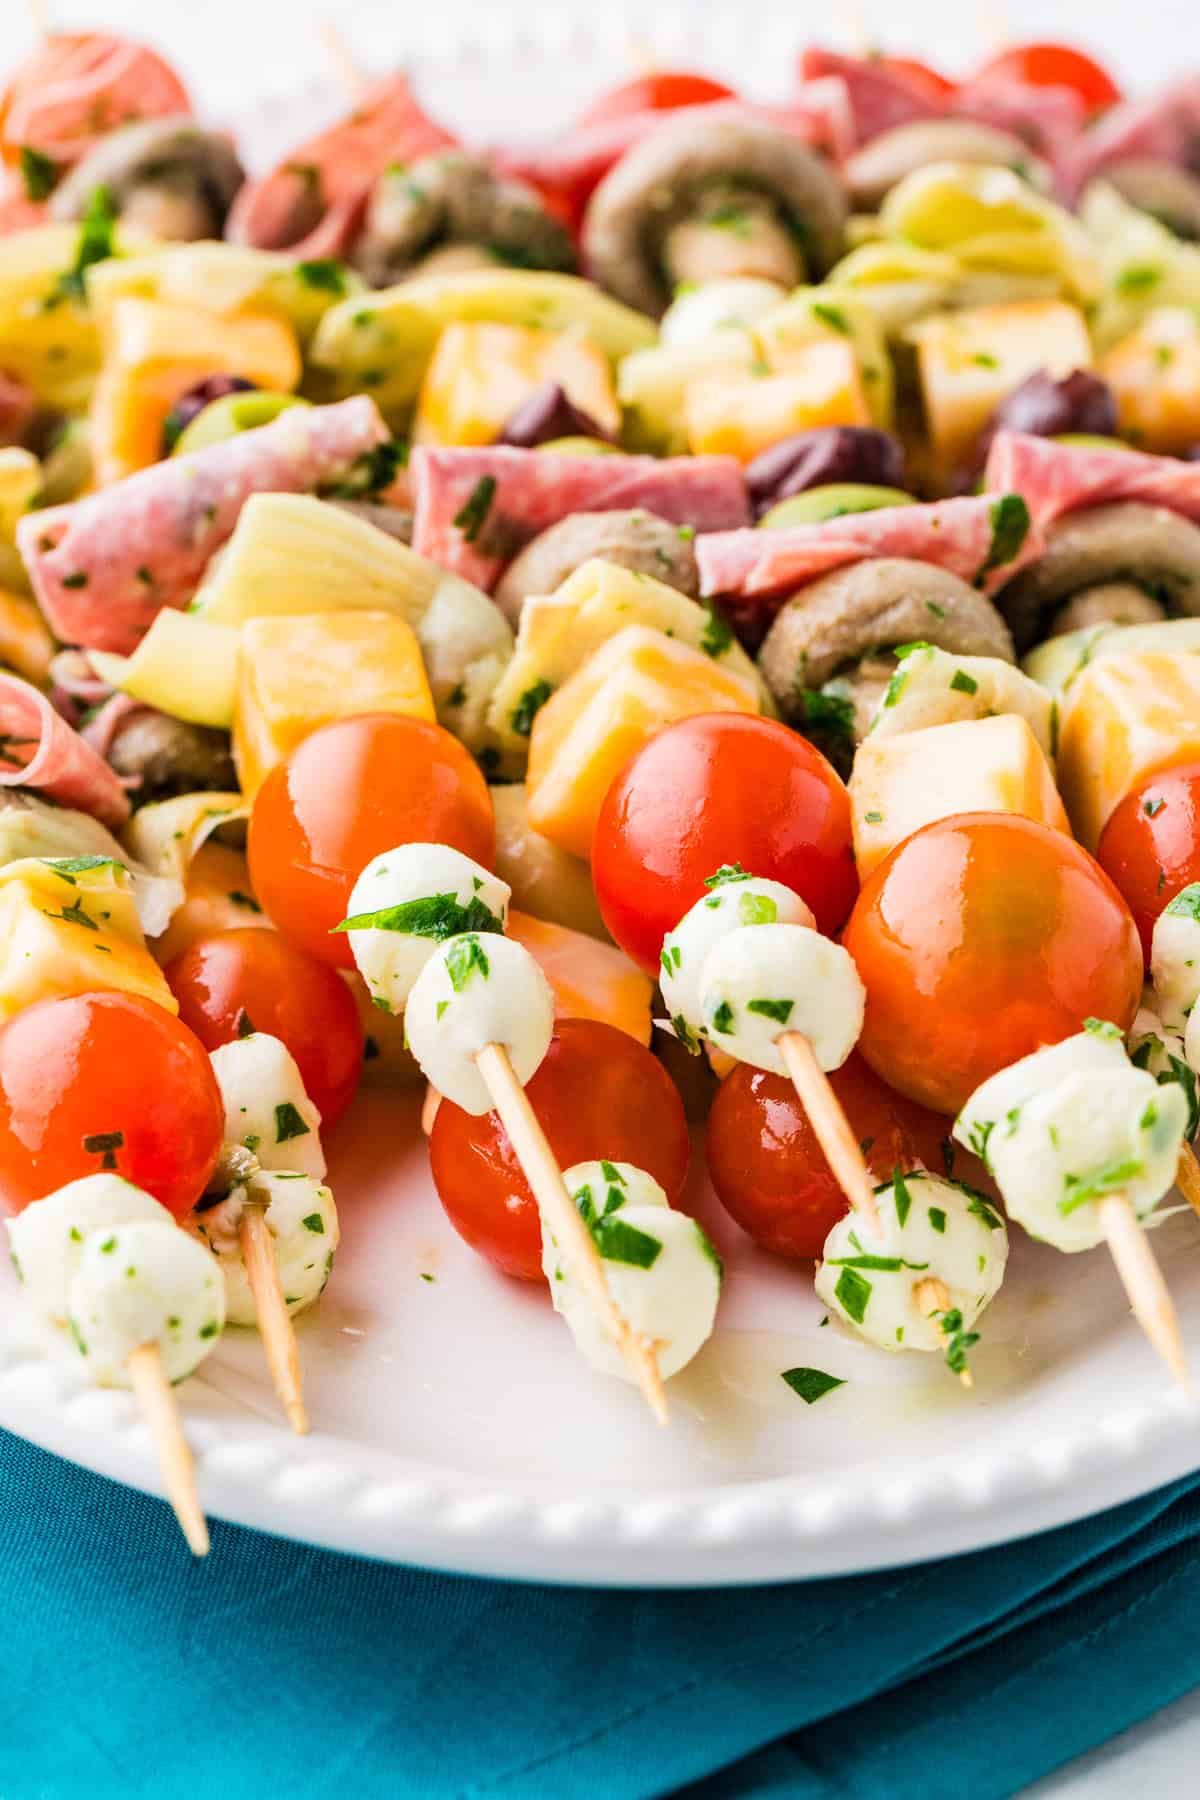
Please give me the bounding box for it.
[3,1428,1199,1800]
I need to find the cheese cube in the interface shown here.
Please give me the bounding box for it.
[526,626,759,858]
[686,338,870,461]
[507,909,652,1045]
[1101,308,1200,455]
[912,299,1092,477]
[413,321,619,447]
[1057,651,1200,848]
[851,714,1070,877]
[233,611,435,797]
[149,844,271,966]
[0,859,176,1019]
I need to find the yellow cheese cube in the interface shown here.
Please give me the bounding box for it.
[1057,651,1200,848]
[0,859,176,1019]
[851,715,1070,877]
[685,339,870,461]
[413,321,619,446]
[526,625,759,858]
[233,611,435,798]
[507,909,652,1044]
[912,299,1092,478]
[1101,308,1200,455]
[149,844,270,966]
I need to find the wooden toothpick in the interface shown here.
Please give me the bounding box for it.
[126,1343,209,1556]
[240,1206,309,1435]
[778,1032,884,1237]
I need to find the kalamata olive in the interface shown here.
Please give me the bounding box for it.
[499,381,614,449]
[161,375,257,454]
[744,427,906,518]
[971,369,1117,475]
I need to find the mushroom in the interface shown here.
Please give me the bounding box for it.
[1099,160,1200,241]
[758,558,1014,741]
[845,121,1052,212]
[582,116,846,317]
[492,509,700,626]
[1047,582,1167,637]
[352,151,576,287]
[107,714,237,804]
[51,117,245,241]
[995,503,1200,650]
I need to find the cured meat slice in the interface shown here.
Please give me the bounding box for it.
[984,430,1200,528]
[0,671,129,827]
[411,446,750,590]
[0,34,191,167]
[1059,77,1200,195]
[18,396,388,654]
[796,50,940,145]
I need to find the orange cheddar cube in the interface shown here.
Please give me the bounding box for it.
[685,338,870,461]
[413,321,619,447]
[507,908,653,1045]
[1057,650,1200,848]
[1102,308,1200,455]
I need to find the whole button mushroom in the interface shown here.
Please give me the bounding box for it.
[845,120,1052,212]
[745,426,907,518]
[105,710,237,803]
[51,117,245,241]
[582,115,846,317]
[353,151,576,287]
[492,508,701,627]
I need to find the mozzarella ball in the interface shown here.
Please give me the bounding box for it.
[987,1065,1187,1252]
[187,1171,339,1326]
[659,876,814,1048]
[7,1175,172,1324]
[342,842,510,1015]
[816,1173,1007,1353]
[405,932,555,1114]
[1151,886,1200,1031]
[699,923,864,1075]
[542,1161,721,1381]
[954,1027,1128,1168]
[210,1034,325,1179]
[66,1221,226,1386]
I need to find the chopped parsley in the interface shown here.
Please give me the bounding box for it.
[229,890,262,913]
[965,1119,994,1166]
[660,942,682,975]
[967,1194,1004,1232]
[0,734,36,769]
[796,687,855,750]
[671,1014,701,1055]
[83,1131,124,1170]
[746,997,793,1025]
[510,679,553,737]
[1059,1157,1144,1216]
[296,258,349,293]
[20,146,59,201]
[236,1009,255,1039]
[452,474,497,543]
[971,351,999,369]
[892,1168,913,1228]
[40,855,123,878]
[41,898,99,931]
[301,1213,325,1233]
[737,892,777,926]
[882,667,909,709]
[928,1206,947,1234]
[335,890,504,940]
[445,933,490,992]
[711,1000,735,1034]
[973,493,1030,587]
[950,669,978,696]
[1166,884,1200,921]
[865,810,883,825]
[1084,1017,1122,1040]
[781,1366,845,1404]
[704,863,750,888]
[326,438,409,498]
[925,600,946,620]
[834,1266,872,1324]
[274,1102,311,1144]
[936,1307,980,1377]
[1115,264,1161,294]
[811,301,849,334]
[699,601,734,659]
[1144,796,1166,818]
[61,571,89,589]
[56,185,118,304]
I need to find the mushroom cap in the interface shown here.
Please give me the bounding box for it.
[1100,160,1200,240]
[107,713,236,802]
[50,116,245,233]
[581,115,847,316]
[1049,581,1167,637]
[845,121,1051,212]
[353,151,576,287]
[758,558,1014,718]
[995,503,1200,651]
[492,509,700,626]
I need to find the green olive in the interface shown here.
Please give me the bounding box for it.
[535,436,620,457]
[171,391,309,456]
[1053,433,1133,451]
[758,483,914,528]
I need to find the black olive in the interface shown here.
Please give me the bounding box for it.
[161,375,258,455]
[968,368,1118,480]
[744,427,905,517]
[498,380,614,449]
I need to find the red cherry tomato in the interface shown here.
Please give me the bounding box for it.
[593,713,858,975]
[706,1052,967,1259]
[971,43,1121,112]
[875,55,957,102]
[247,714,494,970]
[1097,762,1200,959]
[580,71,736,126]
[0,993,222,1218]
[843,814,1143,1116]
[429,1019,691,1280]
[165,929,365,1129]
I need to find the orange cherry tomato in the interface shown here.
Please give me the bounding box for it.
[247,714,494,970]
[843,814,1143,1116]
[429,1018,691,1280]
[1097,762,1200,959]
[580,71,736,126]
[593,714,858,975]
[971,43,1121,112]
[0,992,222,1219]
[706,1052,967,1260]
[165,929,365,1129]
[875,55,957,102]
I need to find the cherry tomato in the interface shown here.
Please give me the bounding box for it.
[429,1019,691,1280]
[875,55,957,102]
[971,43,1121,111]
[580,71,736,126]
[593,713,858,974]
[843,814,1143,1116]
[247,714,494,970]
[165,929,365,1128]
[706,1052,968,1260]
[1097,762,1200,959]
[0,993,222,1218]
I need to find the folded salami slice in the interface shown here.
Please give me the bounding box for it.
[796,49,940,146]
[1059,77,1200,196]
[949,78,1086,165]
[0,33,192,167]
[411,446,751,590]
[698,494,1039,605]
[0,673,129,828]
[18,396,388,654]
[985,430,1200,529]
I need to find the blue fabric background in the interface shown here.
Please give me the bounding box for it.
[2,1428,1198,1799]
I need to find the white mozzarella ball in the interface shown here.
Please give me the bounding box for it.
[954,1027,1129,1167]
[815,1173,1008,1354]
[987,1066,1187,1252]
[659,875,814,1048]
[7,1175,172,1324]
[187,1171,339,1326]
[66,1221,226,1386]
[341,842,510,1015]
[699,923,864,1075]
[210,1034,325,1179]
[542,1162,721,1381]
[405,932,555,1114]
[1151,886,1200,1031]
[659,277,787,349]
